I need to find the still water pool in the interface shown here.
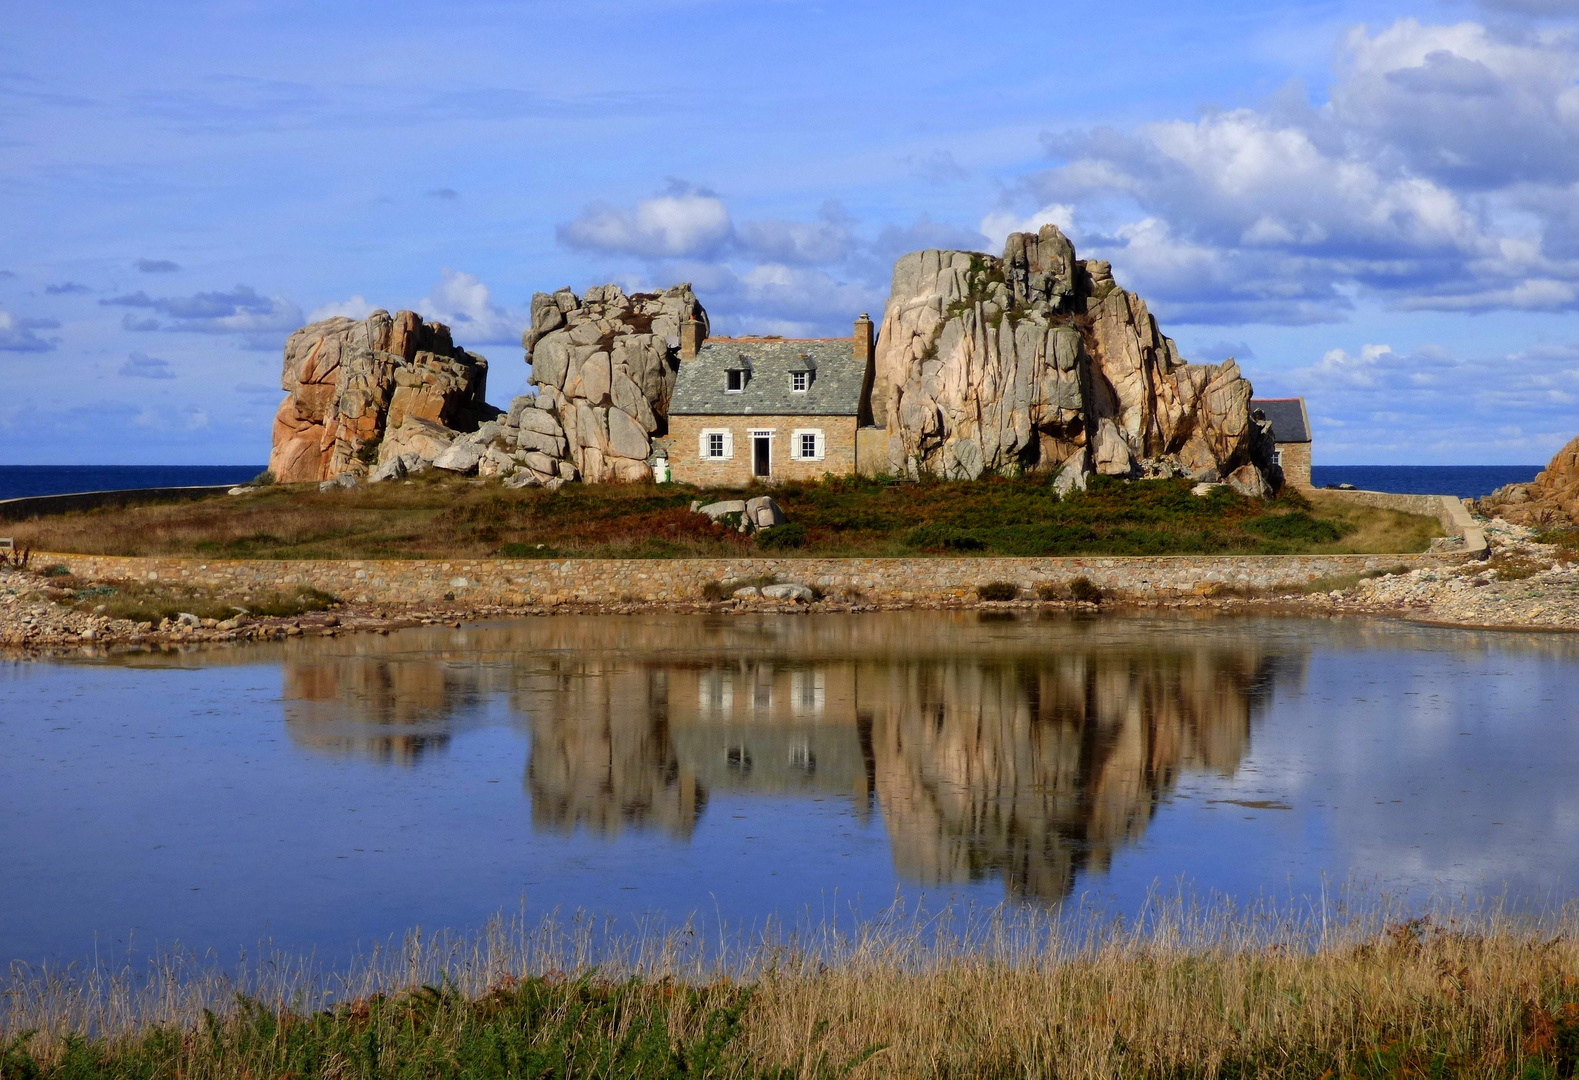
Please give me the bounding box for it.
[3,612,1577,967]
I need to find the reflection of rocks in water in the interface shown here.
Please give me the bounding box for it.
[869,647,1293,901]
[522,662,706,839]
[281,634,513,765]
[275,614,1305,901]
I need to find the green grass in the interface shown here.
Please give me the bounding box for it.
[4,471,1441,561]
[0,977,772,1080]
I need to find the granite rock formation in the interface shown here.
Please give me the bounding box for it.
[268,309,495,484]
[870,225,1279,494]
[488,284,707,487]
[1475,434,1579,525]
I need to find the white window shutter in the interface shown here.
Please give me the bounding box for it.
[698,431,710,459]
[723,430,734,459]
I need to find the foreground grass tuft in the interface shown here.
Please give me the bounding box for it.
[3,473,1441,561]
[7,904,1579,1078]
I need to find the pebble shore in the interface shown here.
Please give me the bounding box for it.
[2,518,1573,656]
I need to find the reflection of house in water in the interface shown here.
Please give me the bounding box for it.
[514,614,1306,903]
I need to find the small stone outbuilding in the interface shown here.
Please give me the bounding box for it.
[664,316,877,487]
[1250,398,1312,488]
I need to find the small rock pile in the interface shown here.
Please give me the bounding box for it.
[1475,434,1579,526]
[692,496,787,533]
[1328,519,1579,628]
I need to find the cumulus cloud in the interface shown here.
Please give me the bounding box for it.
[1264,338,1579,461]
[559,181,734,259]
[101,284,302,338]
[135,259,180,273]
[119,351,176,379]
[1001,17,1579,322]
[308,294,378,322]
[556,184,985,334]
[419,268,523,346]
[0,310,59,352]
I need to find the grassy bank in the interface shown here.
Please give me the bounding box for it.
[2,473,1440,561]
[5,904,1578,1078]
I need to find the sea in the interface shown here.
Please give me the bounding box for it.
[0,465,266,501]
[1308,464,1541,498]
[0,464,1544,501]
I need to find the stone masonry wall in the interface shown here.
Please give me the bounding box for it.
[40,549,1471,608]
[666,415,858,487]
[1278,443,1312,489]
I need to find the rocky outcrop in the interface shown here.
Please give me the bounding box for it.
[1475,435,1579,526]
[871,225,1279,492]
[485,284,707,488]
[268,309,495,484]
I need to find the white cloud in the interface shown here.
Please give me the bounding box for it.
[100,285,302,339]
[419,268,522,347]
[0,309,57,352]
[1013,17,1579,322]
[308,294,377,322]
[979,204,1075,251]
[558,183,734,259]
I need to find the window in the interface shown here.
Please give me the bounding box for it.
[700,429,732,460]
[790,428,824,462]
[791,371,808,392]
[726,369,744,392]
[1273,449,1283,466]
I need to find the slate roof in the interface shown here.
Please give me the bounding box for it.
[1251,398,1311,443]
[670,338,867,417]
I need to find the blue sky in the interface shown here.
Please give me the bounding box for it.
[3,0,1578,464]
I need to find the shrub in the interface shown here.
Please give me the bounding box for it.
[1035,582,1061,601]
[977,581,1019,602]
[1069,576,1103,604]
[499,542,558,558]
[905,523,986,551]
[757,522,807,550]
[701,581,730,601]
[250,470,275,487]
[1243,511,1347,544]
[42,564,72,577]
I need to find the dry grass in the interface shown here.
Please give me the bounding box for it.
[5,473,1443,562]
[6,897,1579,1078]
[15,570,339,624]
[1303,491,1446,555]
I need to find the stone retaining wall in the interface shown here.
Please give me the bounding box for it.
[38,549,1472,607]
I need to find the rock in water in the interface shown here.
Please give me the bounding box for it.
[870,224,1279,491]
[1476,434,1579,525]
[497,284,706,486]
[268,309,496,484]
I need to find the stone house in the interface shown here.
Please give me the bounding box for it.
[1250,398,1312,488]
[664,315,878,486]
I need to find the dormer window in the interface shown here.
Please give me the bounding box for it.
[726,369,745,392]
[791,371,808,392]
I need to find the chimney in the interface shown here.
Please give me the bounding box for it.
[854,313,874,365]
[680,317,704,360]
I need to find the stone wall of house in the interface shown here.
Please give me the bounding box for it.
[665,415,859,487]
[40,549,1470,608]
[1278,443,1313,489]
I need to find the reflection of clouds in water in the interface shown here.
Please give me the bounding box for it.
[1246,632,1579,903]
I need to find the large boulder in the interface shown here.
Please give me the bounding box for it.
[267,309,496,484]
[871,225,1279,490]
[494,283,706,486]
[1476,434,1579,525]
